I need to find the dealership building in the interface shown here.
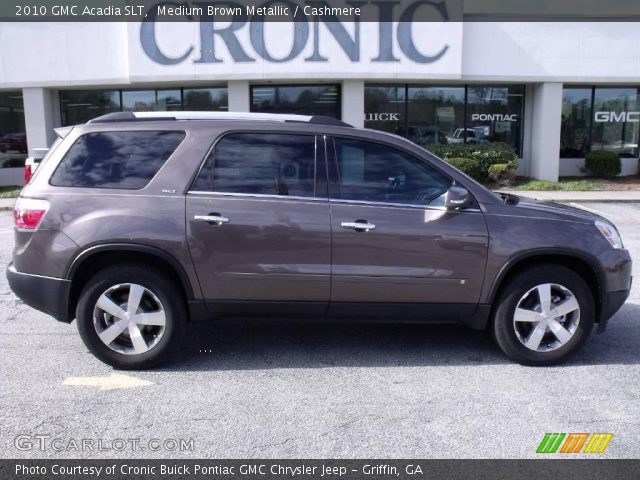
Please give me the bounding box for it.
[1,18,640,185]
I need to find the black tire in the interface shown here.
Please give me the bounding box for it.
[76,264,186,369]
[491,264,594,366]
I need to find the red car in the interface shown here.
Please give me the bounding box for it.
[0,133,27,154]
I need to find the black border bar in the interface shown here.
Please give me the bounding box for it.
[2,459,640,480]
[6,0,640,22]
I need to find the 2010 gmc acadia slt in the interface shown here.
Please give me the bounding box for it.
[7,112,632,369]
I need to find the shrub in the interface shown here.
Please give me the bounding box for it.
[584,150,621,178]
[487,163,516,186]
[445,157,485,182]
[424,143,518,181]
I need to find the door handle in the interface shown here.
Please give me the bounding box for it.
[194,214,229,225]
[341,220,376,232]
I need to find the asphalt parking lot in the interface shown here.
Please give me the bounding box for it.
[1,203,639,459]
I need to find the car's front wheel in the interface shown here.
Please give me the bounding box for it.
[492,264,595,365]
[76,264,186,369]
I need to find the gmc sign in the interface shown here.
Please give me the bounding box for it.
[594,111,640,123]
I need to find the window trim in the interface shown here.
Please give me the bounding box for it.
[187,191,329,203]
[327,197,481,213]
[187,130,327,200]
[48,129,186,191]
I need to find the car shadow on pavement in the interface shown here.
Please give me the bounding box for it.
[161,303,640,371]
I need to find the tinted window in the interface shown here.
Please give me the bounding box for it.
[50,131,184,189]
[333,138,452,207]
[59,90,120,126]
[364,85,405,135]
[592,87,639,158]
[251,85,341,119]
[183,87,228,111]
[407,86,465,146]
[60,87,229,126]
[466,85,524,154]
[560,87,592,158]
[364,83,524,155]
[194,133,317,197]
[0,91,27,168]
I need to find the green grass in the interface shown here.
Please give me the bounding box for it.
[0,186,21,198]
[513,179,600,191]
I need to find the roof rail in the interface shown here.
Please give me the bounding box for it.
[88,111,352,127]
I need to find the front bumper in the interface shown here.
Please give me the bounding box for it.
[6,262,72,323]
[598,283,632,333]
[595,247,632,332]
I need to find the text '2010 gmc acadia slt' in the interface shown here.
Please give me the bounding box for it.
[7,112,632,369]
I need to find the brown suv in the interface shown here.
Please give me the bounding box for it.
[7,112,632,369]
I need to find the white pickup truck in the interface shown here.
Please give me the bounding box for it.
[23,127,71,183]
[24,148,49,183]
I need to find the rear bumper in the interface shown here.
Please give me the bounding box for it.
[6,262,72,323]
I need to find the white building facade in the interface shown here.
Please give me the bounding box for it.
[1,20,640,184]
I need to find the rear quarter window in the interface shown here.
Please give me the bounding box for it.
[49,130,185,189]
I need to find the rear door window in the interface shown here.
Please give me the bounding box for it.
[192,132,317,198]
[50,130,185,189]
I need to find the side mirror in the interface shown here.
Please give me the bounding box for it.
[445,186,472,210]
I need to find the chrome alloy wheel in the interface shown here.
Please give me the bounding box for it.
[513,283,580,352]
[93,283,166,355]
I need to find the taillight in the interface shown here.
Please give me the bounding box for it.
[24,163,32,183]
[13,197,49,230]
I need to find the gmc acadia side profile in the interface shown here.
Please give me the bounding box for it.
[7,112,632,369]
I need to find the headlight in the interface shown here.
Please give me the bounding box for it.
[595,220,623,249]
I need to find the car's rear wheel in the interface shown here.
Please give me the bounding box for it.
[492,264,595,365]
[76,265,186,369]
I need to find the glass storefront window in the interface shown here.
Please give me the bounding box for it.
[61,87,228,126]
[407,86,465,145]
[364,85,405,136]
[560,88,592,158]
[251,84,341,119]
[59,90,120,127]
[0,91,27,167]
[365,84,524,155]
[183,88,228,111]
[592,87,639,158]
[560,86,640,159]
[156,89,182,111]
[122,90,157,112]
[466,85,524,153]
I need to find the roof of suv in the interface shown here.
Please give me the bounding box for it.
[88,111,353,128]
